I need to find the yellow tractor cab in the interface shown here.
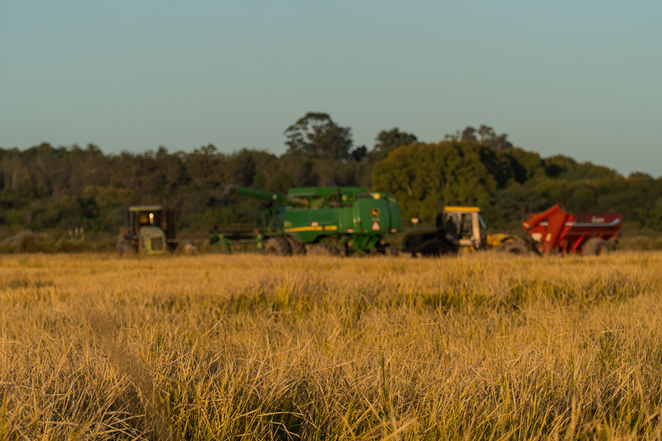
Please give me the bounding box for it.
[402,205,530,257]
[443,206,529,254]
[442,206,486,250]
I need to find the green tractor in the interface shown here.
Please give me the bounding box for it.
[117,205,177,255]
[210,185,402,256]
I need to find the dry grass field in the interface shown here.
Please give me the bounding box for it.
[1,252,662,440]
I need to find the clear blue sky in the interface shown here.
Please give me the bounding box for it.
[2,0,661,177]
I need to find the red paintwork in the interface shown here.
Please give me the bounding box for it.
[522,204,623,255]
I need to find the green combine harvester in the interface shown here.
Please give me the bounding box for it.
[210,185,402,256]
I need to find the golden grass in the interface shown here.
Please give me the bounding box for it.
[1,252,662,440]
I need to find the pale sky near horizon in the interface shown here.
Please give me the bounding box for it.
[2,1,661,177]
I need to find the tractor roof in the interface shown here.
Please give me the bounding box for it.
[444,206,481,213]
[128,205,163,212]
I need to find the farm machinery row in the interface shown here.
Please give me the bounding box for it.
[116,181,622,257]
[205,185,623,257]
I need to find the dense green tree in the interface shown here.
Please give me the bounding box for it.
[284,112,354,160]
[477,125,513,150]
[372,128,418,161]
[486,185,551,229]
[443,125,512,149]
[183,144,230,193]
[266,170,295,194]
[504,148,546,183]
[350,145,367,162]
[372,141,514,223]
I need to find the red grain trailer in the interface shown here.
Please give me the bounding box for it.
[522,204,623,255]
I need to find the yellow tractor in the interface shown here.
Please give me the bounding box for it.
[402,206,529,256]
[442,206,529,254]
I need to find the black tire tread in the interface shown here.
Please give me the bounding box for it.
[264,237,292,256]
[285,236,306,255]
[308,243,339,256]
[496,239,530,255]
[583,237,609,256]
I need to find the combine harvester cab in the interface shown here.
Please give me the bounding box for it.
[522,204,623,255]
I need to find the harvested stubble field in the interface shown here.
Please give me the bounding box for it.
[1,252,662,440]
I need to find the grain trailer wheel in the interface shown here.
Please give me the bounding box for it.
[496,238,530,256]
[582,237,609,256]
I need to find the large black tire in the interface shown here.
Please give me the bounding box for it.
[583,237,609,256]
[420,241,455,257]
[285,236,306,255]
[307,243,340,256]
[496,239,530,256]
[264,237,292,256]
[385,244,400,257]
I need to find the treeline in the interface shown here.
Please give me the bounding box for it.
[1,113,661,239]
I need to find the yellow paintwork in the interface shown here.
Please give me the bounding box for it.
[284,225,338,233]
[443,206,481,213]
[442,206,518,251]
[486,233,513,247]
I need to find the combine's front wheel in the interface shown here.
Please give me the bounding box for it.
[307,243,340,256]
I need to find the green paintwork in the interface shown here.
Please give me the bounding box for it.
[217,186,403,254]
[139,226,167,255]
[283,196,402,247]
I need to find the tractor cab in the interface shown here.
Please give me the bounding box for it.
[402,205,528,256]
[118,205,177,255]
[131,205,163,230]
[443,206,529,254]
[442,206,486,250]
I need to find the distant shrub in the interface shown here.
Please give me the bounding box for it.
[54,237,88,253]
[0,231,54,253]
[619,235,662,251]
[0,231,113,253]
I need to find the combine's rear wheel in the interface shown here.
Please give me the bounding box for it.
[582,237,609,256]
[286,236,306,255]
[264,237,292,256]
